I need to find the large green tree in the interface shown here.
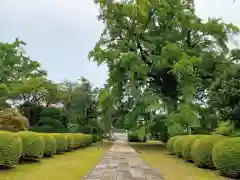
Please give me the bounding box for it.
[89,0,239,136]
[0,38,47,110]
[0,38,46,85]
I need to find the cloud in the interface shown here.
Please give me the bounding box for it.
[0,0,107,87]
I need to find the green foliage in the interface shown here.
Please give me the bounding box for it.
[212,137,240,178]
[167,103,199,136]
[50,133,68,153]
[0,108,29,132]
[128,132,140,142]
[89,0,240,138]
[39,134,57,157]
[30,107,69,133]
[0,131,22,167]
[0,38,46,85]
[173,135,186,157]
[17,131,45,159]
[214,120,234,136]
[166,136,180,154]
[73,124,92,134]
[191,135,225,168]
[66,134,75,151]
[128,131,146,142]
[181,135,200,161]
[149,115,169,142]
[60,78,100,128]
[210,65,240,120]
[32,118,69,133]
[0,131,93,169]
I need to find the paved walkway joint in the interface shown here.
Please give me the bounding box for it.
[83,140,163,180]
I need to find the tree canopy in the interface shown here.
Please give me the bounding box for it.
[1,0,240,139]
[89,0,240,137]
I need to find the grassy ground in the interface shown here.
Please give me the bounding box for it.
[130,141,230,180]
[0,142,112,180]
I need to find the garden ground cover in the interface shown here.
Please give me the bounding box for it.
[0,141,112,180]
[130,141,230,180]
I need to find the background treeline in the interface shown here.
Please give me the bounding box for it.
[0,38,103,141]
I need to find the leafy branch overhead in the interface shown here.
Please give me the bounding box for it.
[90,0,240,136]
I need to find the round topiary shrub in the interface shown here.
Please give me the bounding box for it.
[212,137,240,178]
[82,134,93,146]
[181,135,200,161]
[50,133,68,153]
[0,131,22,167]
[66,134,75,151]
[173,135,186,157]
[86,134,93,145]
[17,131,45,159]
[79,133,87,146]
[128,132,141,142]
[39,134,57,157]
[191,135,225,168]
[167,136,180,154]
[72,134,80,149]
[74,134,83,148]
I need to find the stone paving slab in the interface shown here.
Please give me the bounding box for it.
[83,140,163,180]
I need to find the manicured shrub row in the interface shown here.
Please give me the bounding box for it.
[167,134,240,178]
[0,131,93,168]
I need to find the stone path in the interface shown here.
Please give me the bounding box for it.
[83,140,163,180]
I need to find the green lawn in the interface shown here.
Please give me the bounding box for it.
[130,141,230,180]
[0,142,112,180]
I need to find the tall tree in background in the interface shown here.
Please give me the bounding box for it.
[90,0,239,136]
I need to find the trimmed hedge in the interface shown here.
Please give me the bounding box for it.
[0,131,22,167]
[39,134,57,156]
[66,134,75,151]
[212,137,240,178]
[181,135,200,161]
[166,134,240,178]
[173,135,186,157]
[0,131,94,169]
[50,133,68,153]
[17,131,45,159]
[191,135,225,168]
[166,136,180,154]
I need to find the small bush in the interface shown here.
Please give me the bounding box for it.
[181,135,200,161]
[128,132,146,142]
[212,137,240,178]
[92,134,98,143]
[0,108,29,132]
[75,134,83,148]
[166,136,180,153]
[72,134,80,149]
[83,134,93,145]
[17,131,45,159]
[214,121,234,136]
[191,135,225,168]
[66,134,75,151]
[173,135,186,157]
[50,133,68,153]
[39,134,57,157]
[0,131,22,167]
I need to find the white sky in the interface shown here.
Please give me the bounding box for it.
[0,0,239,87]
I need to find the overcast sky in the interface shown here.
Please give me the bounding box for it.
[0,0,239,87]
